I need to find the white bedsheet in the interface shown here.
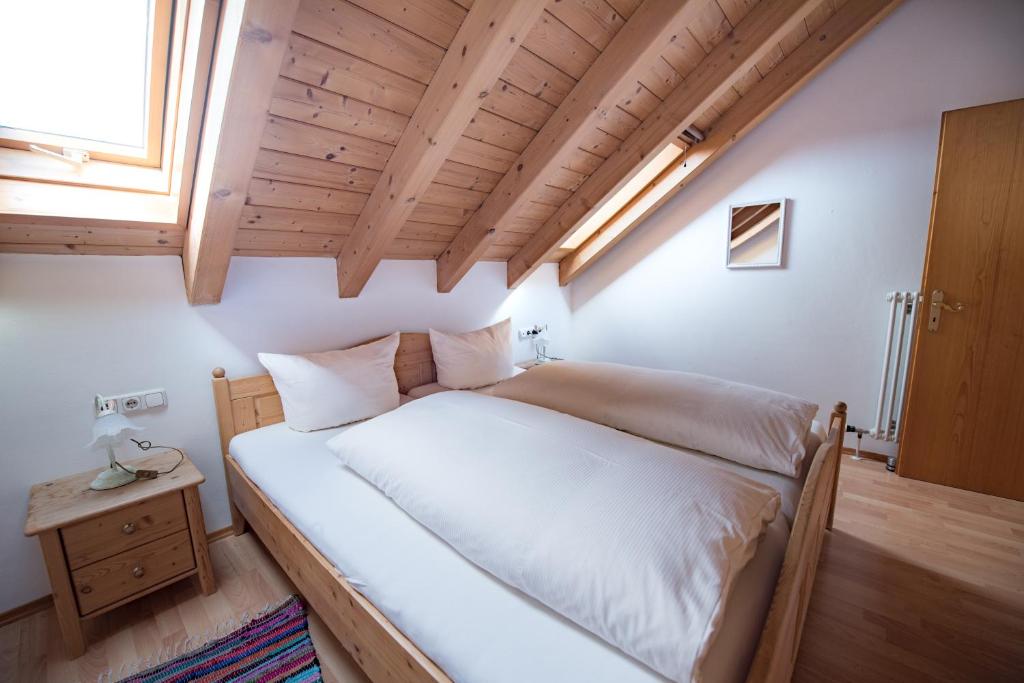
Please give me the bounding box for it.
[230,421,799,683]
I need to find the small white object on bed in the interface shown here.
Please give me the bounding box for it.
[327,391,783,682]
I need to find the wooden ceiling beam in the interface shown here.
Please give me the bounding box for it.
[183,0,299,304]
[334,0,548,298]
[506,0,821,290]
[559,0,903,285]
[435,0,701,293]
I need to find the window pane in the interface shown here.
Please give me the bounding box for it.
[561,144,684,250]
[0,0,153,148]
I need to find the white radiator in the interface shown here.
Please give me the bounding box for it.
[871,291,920,442]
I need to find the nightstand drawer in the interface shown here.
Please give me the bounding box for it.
[62,492,188,569]
[72,529,195,615]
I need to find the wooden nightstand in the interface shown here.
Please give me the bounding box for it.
[24,451,216,658]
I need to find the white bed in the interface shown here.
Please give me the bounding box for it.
[229,407,823,683]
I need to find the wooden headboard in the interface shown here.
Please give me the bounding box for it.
[211,332,435,454]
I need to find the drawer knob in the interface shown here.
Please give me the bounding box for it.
[80,584,92,594]
[122,522,137,535]
[132,565,145,579]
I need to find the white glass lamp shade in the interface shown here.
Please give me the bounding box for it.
[532,328,551,362]
[88,412,144,449]
[86,407,144,490]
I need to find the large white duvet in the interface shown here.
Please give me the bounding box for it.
[327,391,782,682]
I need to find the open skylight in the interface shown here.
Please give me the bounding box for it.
[560,143,686,250]
[0,0,170,163]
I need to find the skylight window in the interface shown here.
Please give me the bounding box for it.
[561,143,685,250]
[0,0,172,165]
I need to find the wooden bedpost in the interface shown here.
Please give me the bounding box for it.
[826,401,848,530]
[212,367,246,536]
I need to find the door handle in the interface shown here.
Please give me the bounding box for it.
[928,289,967,332]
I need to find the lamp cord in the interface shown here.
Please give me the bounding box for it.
[110,440,185,477]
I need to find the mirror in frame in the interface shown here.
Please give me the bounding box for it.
[727,199,786,268]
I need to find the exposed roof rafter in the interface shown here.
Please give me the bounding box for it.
[184,0,300,305]
[434,0,704,293]
[334,0,548,298]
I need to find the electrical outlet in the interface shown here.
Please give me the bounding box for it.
[518,324,548,340]
[101,389,167,414]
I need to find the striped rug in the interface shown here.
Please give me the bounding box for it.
[118,595,322,682]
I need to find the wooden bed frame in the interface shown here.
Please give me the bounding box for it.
[211,332,847,683]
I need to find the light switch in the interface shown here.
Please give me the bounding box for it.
[144,392,165,408]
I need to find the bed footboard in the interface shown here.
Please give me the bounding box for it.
[746,402,847,682]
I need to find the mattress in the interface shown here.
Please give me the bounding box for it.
[230,418,813,682]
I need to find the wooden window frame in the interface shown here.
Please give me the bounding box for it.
[0,0,195,194]
[0,0,218,225]
[0,0,174,168]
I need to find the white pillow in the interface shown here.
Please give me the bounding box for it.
[490,361,818,477]
[258,333,400,432]
[406,366,526,399]
[429,319,515,389]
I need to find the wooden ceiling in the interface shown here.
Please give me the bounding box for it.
[0,0,900,303]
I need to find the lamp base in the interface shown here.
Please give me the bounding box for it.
[90,464,138,490]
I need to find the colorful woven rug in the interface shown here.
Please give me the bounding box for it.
[117,595,322,682]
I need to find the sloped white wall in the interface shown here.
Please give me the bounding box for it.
[0,255,570,611]
[570,0,1024,451]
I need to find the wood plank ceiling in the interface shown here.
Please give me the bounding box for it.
[0,0,901,303]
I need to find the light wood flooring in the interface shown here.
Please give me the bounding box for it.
[2,458,1022,682]
[795,458,1024,682]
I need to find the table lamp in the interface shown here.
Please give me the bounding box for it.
[87,395,144,490]
[533,326,552,363]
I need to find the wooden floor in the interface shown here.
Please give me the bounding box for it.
[796,458,1024,682]
[2,458,1022,682]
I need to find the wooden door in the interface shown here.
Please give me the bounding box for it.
[898,98,1024,501]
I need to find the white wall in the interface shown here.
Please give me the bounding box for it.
[0,255,570,612]
[570,0,1024,452]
